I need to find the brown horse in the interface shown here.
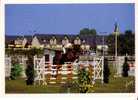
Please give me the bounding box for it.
[53,45,82,65]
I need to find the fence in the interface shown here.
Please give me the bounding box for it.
[5,55,28,78]
[113,56,135,77]
[5,57,11,77]
[34,55,104,85]
[5,55,135,81]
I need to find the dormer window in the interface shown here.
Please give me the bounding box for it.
[74,37,81,45]
[53,38,57,45]
[43,39,46,43]
[50,39,53,45]
[15,38,23,45]
[50,36,57,45]
[62,36,69,46]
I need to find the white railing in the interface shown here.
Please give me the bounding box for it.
[5,57,11,77]
[34,56,104,85]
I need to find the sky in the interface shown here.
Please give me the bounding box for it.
[5,4,135,35]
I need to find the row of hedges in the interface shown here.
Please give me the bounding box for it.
[6,48,44,56]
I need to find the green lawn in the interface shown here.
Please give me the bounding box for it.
[93,76,135,93]
[5,76,135,93]
[5,78,79,93]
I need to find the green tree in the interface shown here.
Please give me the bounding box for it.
[118,30,135,55]
[107,34,115,55]
[107,30,135,56]
[89,29,97,36]
[79,28,97,36]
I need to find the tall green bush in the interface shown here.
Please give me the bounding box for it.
[25,55,34,85]
[10,64,23,80]
[103,58,110,83]
[10,56,22,80]
[122,57,129,77]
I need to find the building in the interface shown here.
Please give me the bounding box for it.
[31,36,44,48]
[5,34,108,54]
[14,37,27,48]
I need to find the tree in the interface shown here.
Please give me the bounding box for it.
[79,28,89,36]
[118,30,135,55]
[125,30,133,36]
[89,29,97,36]
[103,58,110,83]
[122,57,129,77]
[25,55,34,85]
[79,28,97,36]
[107,30,135,56]
[124,30,135,55]
[107,34,115,55]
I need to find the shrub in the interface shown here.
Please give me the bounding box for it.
[10,64,23,80]
[122,57,129,77]
[103,58,110,83]
[25,56,34,85]
[77,67,93,93]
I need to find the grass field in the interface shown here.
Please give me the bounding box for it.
[5,76,135,93]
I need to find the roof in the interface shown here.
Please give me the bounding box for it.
[5,34,108,46]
